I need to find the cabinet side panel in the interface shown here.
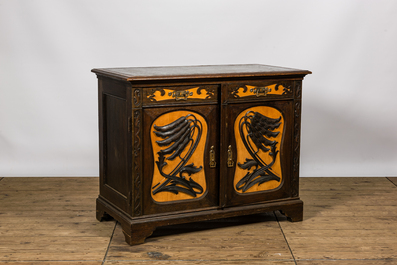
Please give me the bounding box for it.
[98,77,131,214]
[103,94,128,197]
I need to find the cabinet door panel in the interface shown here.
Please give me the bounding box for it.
[224,100,293,206]
[143,105,219,215]
[234,106,284,193]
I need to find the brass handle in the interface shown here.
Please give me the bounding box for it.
[227,145,234,167]
[168,90,193,101]
[209,146,216,168]
[250,86,271,97]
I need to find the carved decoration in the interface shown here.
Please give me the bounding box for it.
[147,88,166,102]
[133,110,142,216]
[292,100,301,197]
[197,86,216,99]
[231,83,291,99]
[152,114,204,197]
[295,81,302,99]
[236,111,282,192]
[133,88,141,107]
[279,82,293,96]
[147,86,215,102]
[231,86,244,98]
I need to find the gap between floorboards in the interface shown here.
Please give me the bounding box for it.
[102,221,118,265]
[275,211,297,265]
[386,177,397,187]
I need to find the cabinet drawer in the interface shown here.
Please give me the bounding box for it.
[227,80,295,102]
[142,85,219,106]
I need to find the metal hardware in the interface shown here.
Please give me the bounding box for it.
[209,146,216,168]
[249,86,271,97]
[227,145,234,167]
[168,90,193,101]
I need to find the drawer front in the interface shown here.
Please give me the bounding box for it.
[226,80,294,102]
[142,85,219,106]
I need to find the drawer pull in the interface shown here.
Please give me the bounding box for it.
[227,145,234,168]
[168,90,193,101]
[250,86,271,97]
[209,146,216,168]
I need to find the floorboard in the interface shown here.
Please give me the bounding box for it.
[0,177,115,263]
[278,177,397,262]
[0,177,396,264]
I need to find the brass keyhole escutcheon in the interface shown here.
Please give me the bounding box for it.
[168,90,193,101]
[227,145,234,168]
[250,86,271,97]
[209,146,216,168]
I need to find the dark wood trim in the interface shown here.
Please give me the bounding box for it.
[0,177,4,182]
[219,83,229,208]
[127,76,306,88]
[291,80,303,197]
[132,109,143,217]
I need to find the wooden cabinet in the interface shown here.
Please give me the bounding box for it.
[92,64,311,245]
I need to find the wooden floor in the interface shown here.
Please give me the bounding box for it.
[0,177,396,265]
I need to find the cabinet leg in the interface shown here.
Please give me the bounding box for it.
[122,224,156,246]
[96,203,113,221]
[279,209,303,222]
[279,201,303,222]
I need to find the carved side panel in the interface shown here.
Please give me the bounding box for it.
[292,99,301,197]
[150,111,208,203]
[234,106,284,193]
[133,109,142,216]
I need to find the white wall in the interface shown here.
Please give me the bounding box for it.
[1,0,396,177]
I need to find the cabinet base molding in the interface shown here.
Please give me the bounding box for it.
[96,196,303,245]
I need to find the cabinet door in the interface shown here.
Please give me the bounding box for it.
[223,100,293,206]
[142,105,219,215]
